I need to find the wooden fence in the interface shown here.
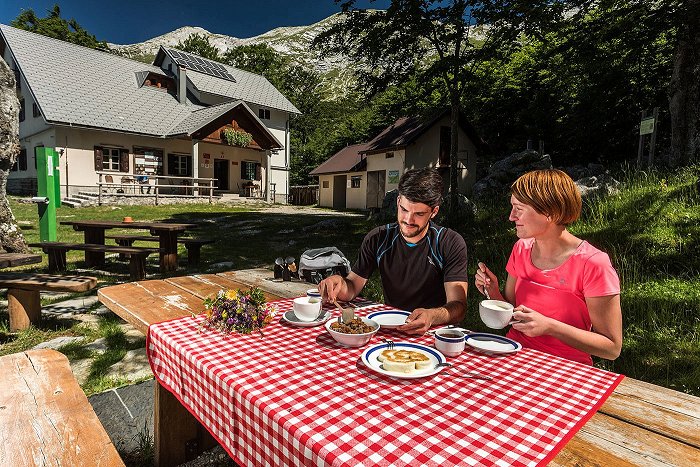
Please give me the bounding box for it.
[288,185,319,206]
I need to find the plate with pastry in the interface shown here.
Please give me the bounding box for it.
[366,310,411,330]
[282,310,332,328]
[361,342,447,379]
[465,333,522,355]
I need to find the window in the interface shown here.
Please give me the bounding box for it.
[351,176,361,188]
[439,126,451,166]
[32,103,41,118]
[102,147,122,171]
[258,108,270,120]
[241,161,261,180]
[322,180,329,188]
[19,99,25,122]
[168,154,192,177]
[386,152,394,159]
[11,148,26,172]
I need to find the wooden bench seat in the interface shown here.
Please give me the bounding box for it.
[0,349,124,466]
[105,234,215,266]
[0,273,97,331]
[30,242,159,281]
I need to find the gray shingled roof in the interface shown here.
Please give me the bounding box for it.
[0,24,299,138]
[155,46,300,115]
[167,99,282,148]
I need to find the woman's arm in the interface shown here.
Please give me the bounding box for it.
[512,294,623,360]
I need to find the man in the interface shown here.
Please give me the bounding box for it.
[319,168,469,335]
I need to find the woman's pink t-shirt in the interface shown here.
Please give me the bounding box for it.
[505,238,620,365]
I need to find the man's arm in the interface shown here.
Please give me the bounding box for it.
[318,272,368,303]
[397,281,468,335]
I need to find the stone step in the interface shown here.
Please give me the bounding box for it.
[77,191,100,198]
[73,193,95,201]
[61,198,82,208]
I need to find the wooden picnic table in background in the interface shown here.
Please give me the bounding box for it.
[0,252,42,269]
[61,220,197,272]
[98,268,700,466]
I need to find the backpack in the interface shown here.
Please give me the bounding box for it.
[298,247,352,284]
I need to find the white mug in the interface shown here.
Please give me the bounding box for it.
[292,296,322,322]
[479,300,515,329]
[434,328,466,357]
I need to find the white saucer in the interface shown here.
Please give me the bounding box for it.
[366,310,411,329]
[465,333,522,355]
[282,310,332,327]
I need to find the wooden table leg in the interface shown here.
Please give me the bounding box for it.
[158,231,179,272]
[129,254,147,280]
[115,239,135,260]
[84,228,106,267]
[47,248,67,272]
[8,288,41,331]
[154,381,216,466]
[185,244,201,266]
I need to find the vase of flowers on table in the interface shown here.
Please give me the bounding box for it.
[200,287,276,336]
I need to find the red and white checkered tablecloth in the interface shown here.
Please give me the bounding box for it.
[147,298,623,467]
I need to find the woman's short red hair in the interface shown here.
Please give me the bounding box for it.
[511,169,582,226]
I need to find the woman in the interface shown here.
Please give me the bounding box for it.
[475,169,622,365]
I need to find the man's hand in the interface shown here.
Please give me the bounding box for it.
[397,308,435,335]
[318,275,345,303]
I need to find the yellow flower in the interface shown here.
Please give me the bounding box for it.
[222,311,228,319]
[225,290,237,299]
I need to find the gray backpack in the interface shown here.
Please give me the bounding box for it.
[299,247,352,284]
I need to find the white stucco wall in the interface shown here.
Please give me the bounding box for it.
[365,149,406,195]
[318,174,333,208]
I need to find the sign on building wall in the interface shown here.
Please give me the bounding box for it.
[388,170,400,184]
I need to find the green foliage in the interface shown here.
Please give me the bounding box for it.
[221,128,253,147]
[174,33,221,61]
[11,4,108,50]
[224,43,288,76]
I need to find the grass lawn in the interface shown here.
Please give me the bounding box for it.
[2,164,699,397]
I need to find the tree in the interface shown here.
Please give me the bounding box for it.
[11,4,108,50]
[0,59,30,253]
[174,33,222,61]
[315,0,572,226]
[223,44,289,77]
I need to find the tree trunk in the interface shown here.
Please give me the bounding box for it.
[447,95,460,227]
[669,0,700,167]
[0,57,30,253]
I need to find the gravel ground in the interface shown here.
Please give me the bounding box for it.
[178,445,238,467]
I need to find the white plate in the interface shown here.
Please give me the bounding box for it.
[366,310,411,329]
[282,310,332,328]
[465,333,522,354]
[361,342,447,379]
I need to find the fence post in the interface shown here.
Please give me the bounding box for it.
[98,173,102,206]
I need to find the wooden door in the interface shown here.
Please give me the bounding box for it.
[214,160,229,191]
[366,170,386,209]
[332,175,346,209]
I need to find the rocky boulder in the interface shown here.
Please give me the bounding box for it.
[472,150,552,200]
[575,173,621,197]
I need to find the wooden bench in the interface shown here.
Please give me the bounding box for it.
[0,349,124,466]
[30,242,159,280]
[105,234,215,266]
[0,273,97,331]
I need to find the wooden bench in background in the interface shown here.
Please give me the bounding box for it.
[0,349,124,466]
[105,234,215,266]
[30,242,159,280]
[0,273,97,331]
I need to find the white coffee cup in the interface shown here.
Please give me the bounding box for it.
[292,296,322,322]
[434,328,466,357]
[479,300,515,329]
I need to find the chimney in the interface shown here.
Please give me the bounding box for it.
[177,65,187,104]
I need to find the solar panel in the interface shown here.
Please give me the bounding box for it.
[167,48,236,82]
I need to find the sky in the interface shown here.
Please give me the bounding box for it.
[0,0,389,44]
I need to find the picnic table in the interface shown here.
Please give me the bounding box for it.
[61,220,197,272]
[98,269,700,466]
[0,252,42,269]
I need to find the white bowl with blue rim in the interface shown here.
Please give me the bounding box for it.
[465,333,522,355]
[366,309,411,330]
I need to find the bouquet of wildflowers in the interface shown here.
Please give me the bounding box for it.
[200,287,276,335]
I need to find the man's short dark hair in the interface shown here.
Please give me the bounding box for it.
[398,168,444,208]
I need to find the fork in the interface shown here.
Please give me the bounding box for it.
[381,338,395,350]
[435,363,492,380]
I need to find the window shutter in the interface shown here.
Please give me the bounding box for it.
[167,154,176,175]
[18,148,27,171]
[255,163,261,181]
[119,149,130,172]
[94,146,103,171]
